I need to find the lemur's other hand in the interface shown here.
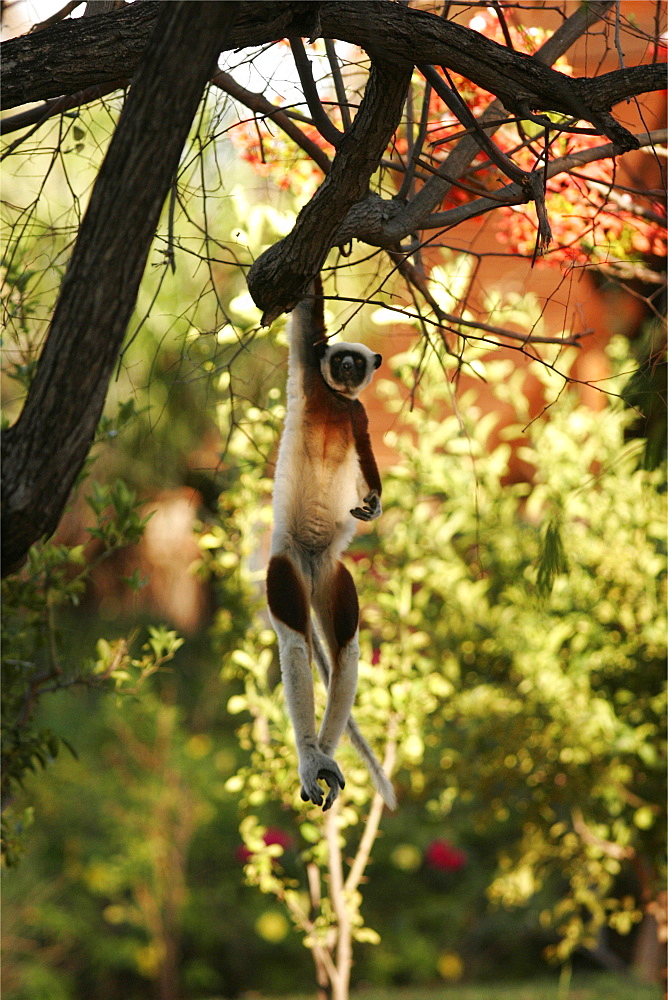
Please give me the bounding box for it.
[299,749,345,811]
[350,489,382,522]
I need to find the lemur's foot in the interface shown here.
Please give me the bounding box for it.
[350,489,382,522]
[299,748,345,811]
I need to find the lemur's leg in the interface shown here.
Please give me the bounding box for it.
[266,554,345,810]
[312,561,360,764]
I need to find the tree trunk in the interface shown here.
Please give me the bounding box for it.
[1,2,239,574]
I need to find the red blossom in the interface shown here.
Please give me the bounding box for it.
[236,827,293,864]
[425,839,467,872]
[226,36,666,268]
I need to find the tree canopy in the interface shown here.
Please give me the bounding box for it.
[1,0,666,570]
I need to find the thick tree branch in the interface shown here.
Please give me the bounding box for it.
[1,2,240,574]
[246,57,413,323]
[416,129,667,234]
[0,2,320,110]
[2,0,663,155]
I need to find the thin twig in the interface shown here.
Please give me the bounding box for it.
[324,39,351,130]
[577,176,667,225]
[614,0,627,72]
[211,68,331,175]
[289,36,342,147]
[490,0,515,51]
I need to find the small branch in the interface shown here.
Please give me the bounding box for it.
[324,39,351,130]
[421,65,554,249]
[572,807,635,861]
[0,79,127,141]
[326,802,351,1000]
[307,861,322,920]
[289,36,342,147]
[345,719,398,897]
[421,65,525,185]
[29,0,83,32]
[212,68,331,174]
[395,80,414,203]
[397,78,432,203]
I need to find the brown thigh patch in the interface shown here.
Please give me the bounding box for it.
[267,555,308,635]
[332,562,359,648]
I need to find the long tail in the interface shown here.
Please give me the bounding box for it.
[312,623,397,810]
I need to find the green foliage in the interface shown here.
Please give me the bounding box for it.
[2,335,664,997]
[378,342,665,963]
[1,401,184,864]
[207,334,666,985]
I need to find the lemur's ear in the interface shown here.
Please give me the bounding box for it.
[374,354,382,370]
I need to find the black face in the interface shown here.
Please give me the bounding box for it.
[328,350,371,389]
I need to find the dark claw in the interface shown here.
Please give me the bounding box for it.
[300,768,345,810]
[351,490,381,522]
[350,505,372,521]
[301,784,322,806]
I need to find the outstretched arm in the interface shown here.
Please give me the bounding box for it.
[350,400,382,522]
[288,275,328,377]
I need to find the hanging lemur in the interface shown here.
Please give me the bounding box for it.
[266,276,396,811]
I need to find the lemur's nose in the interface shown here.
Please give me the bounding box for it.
[341,355,354,372]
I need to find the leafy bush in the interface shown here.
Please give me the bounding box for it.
[2,338,664,998]
[211,336,666,989]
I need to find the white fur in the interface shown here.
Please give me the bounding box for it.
[319,342,379,397]
[270,336,372,565]
[268,300,395,811]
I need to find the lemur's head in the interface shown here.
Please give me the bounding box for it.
[320,343,382,399]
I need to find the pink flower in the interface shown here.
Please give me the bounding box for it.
[263,828,293,851]
[425,839,467,872]
[236,827,293,864]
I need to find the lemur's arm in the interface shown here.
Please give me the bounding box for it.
[290,277,327,376]
[350,401,383,522]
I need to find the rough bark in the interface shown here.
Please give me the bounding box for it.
[0,1,318,110]
[1,2,239,573]
[1,0,665,570]
[2,0,664,151]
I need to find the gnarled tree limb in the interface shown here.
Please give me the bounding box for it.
[246,56,413,323]
[2,0,663,154]
[1,1,240,573]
